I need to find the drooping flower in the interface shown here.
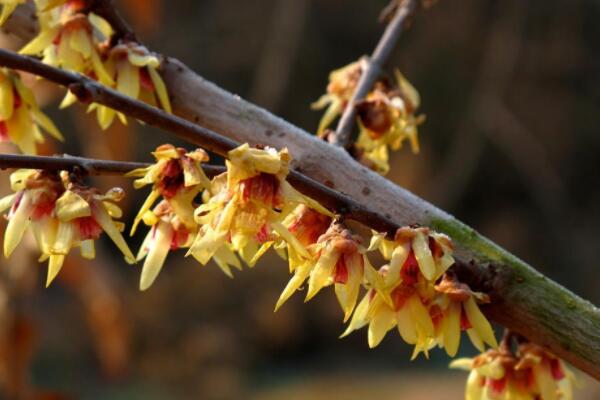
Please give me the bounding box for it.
[451,343,575,400]
[187,143,330,269]
[20,0,113,86]
[341,227,497,358]
[136,200,202,290]
[0,170,134,286]
[41,179,135,285]
[312,59,366,135]
[276,220,377,322]
[92,42,172,129]
[126,144,210,236]
[0,0,25,25]
[353,70,424,174]
[0,169,63,261]
[0,68,63,154]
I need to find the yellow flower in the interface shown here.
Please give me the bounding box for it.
[451,343,576,400]
[0,170,134,286]
[0,0,26,25]
[0,68,63,154]
[312,59,366,135]
[354,70,424,175]
[276,221,375,322]
[126,144,210,236]
[20,0,113,87]
[136,200,200,290]
[187,144,330,269]
[92,42,172,129]
[342,227,496,358]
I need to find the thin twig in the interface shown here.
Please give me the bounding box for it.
[0,153,226,177]
[332,0,417,148]
[0,49,400,234]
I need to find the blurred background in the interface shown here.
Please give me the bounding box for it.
[0,0,599,398]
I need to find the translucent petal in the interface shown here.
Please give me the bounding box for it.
[147,66,172,113]
[88,12,113,39]
[3,191,31,257]
[275,260,312,311]
[340,292,371,338]
[93,202,135,263]
[55,190,91,221]
[412,231,436,280]
[139,222,171,290]
[305,247,338,301]
[116,61,140,99]
[52,220,74,255]
[367,303,396,348]
[80,239,95,259]
[0,3,17,25]
[464,297,497,348]
[46,254,65,287]
[69,28,92,58]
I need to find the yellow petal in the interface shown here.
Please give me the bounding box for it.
[147,66,171,113]
[69,28,92,58]
[52,221,74,255]
[4,192,32,257]
[533,362,558,400]
[464,297,497,348]
[139,222,171,290]
[46,254,65,287]
[93,202,135,263]
[19,28,57,56]
[465,370,484,400]
[213,245,242,278]
[412,231,436,281]
[305,247,338,301]
[335,253,362,322]
[55,190,91,221]
[80,239,95,259]
[59,91,78,109]
[0,3,17,26]
[0,193,16,213]
[367,302,396,348]
[449,358,474,371]
[90,48,114,86]
[31,108,64,141]
[407,294,434,338]
[88,12,113,39]
[396,303,417,344]
[0,73,14,120]
[275,260,312,311]
[442,301,461,357]
[130,190,160,235]
[386,242,410,287]
[116,61,140,99]
[97,105,116,130]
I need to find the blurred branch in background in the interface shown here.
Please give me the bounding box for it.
[249,0,311,112]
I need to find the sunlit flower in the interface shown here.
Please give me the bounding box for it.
[276,220,377,322]
[312,59,366,135]
[187,144,330,269]
[342,227,496,358]
[20,0,113,86]
[0,170,134,286]
[126,144,210,236]
[354,70,424,175]
[451,343,575,400]
[135,200,199,290]
[0,0,25,25]
[41,180,134,285]
[0,68,63,154]
[92,42,172,129]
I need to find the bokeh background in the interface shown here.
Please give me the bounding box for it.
[0,0,599,398]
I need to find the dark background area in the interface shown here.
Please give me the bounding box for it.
[0,0,598,398]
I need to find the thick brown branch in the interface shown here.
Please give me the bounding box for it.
[332,0,417,147]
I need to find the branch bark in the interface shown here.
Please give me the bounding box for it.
[3,4,600,380]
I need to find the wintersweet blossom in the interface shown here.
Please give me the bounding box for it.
[354,70,424,174]
[126,144,210,236]
[276,220,378,322]
[92,42,172,129]
[0,170,134,286]
[187,144,330,270]
[341,227,497,358]
[312,59,366,135]
[136,200,200,290]
[0,68,63,154]
[20,0,113,86]
[451,343,575,400]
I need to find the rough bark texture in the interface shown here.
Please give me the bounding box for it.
[4,4,600,380]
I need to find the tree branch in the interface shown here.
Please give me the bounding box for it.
[3,4,600,380]
[332,0,418,147]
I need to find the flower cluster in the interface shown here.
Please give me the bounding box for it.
[451,342,575,400]
[341,227,497,358]
[313,60,424,175]
[0,68,63,154]
[126,144,210,290]
[0,169,134,286]
[19,0,171,130]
